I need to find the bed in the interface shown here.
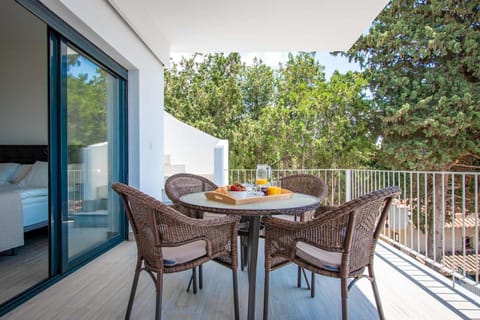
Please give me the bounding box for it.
[0,145,48,253]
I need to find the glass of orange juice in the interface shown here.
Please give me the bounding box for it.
[266,181,282,196]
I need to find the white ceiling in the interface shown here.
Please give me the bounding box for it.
[108,0,388,63]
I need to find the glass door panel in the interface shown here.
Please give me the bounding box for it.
[64,45,121,260]
[0,1,49,307]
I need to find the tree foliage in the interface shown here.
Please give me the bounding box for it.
[343,0,480,261]
[165,52,378,170]
[344,0,480,172]
[165,53,244,141]
[67,54,108,147]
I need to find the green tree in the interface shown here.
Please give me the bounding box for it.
[67,54,107,147]
[345,0,480,172]
[273,52,326,169]
[165,52,379,170]
[314,71,378,169]
[165,53,244,140]
[344,0,480,260]
[240,57,275,120]
[232,58,275,168]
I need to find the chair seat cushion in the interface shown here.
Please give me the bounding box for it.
[274,214,297,221]
[204,212,226,219]
[274,210,315,222]
[296,241,341,272]
[162,240,207,266]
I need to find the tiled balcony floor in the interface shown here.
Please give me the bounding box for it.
[2,240,480,320]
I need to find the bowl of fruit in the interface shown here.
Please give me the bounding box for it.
[227,183,248,199]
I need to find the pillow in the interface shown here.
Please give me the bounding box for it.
[0,163,20,183]
[18,161,48,187]
[10,164,33,184]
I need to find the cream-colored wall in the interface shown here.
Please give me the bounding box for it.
[0,1,47,145]
[387,203,476,253]
[41,0,167,198]
[388,216,475,253]
[164,112,229,185]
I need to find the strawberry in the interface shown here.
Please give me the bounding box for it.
[228,183,246,191]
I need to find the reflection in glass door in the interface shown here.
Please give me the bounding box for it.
[0,1,49,307]
[63,44,122,261]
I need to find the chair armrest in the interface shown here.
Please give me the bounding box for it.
[313,205,337,218]
[168,203,199,218]
[158,206,240,259]
[263,209,351,265]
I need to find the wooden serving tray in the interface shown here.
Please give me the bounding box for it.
[204,189,293,205]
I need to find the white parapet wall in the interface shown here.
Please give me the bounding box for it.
[164,112,228,186]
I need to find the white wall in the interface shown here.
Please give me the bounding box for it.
[41,0,168,198]
[388,205,474,253]
[164,112,229,185]
[393,228,470,253]
[0,1,47,144]
[82,142,108,200]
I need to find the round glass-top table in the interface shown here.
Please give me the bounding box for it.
[179,192,320,320]
[180,192,320,215]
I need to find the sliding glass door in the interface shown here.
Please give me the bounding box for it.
[62,44,124,262]
[49,30,127,271]
[0,1,127,315]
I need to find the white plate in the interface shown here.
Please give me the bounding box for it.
[227,191,248,199]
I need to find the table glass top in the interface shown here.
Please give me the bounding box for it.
[179,192,320,211]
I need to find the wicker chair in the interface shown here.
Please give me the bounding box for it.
[165,173,250,272]
[164,173,218,219]
[112,183,240,320]
[279,174,328,221]
[277,174,328,293]
[263,186,401,320]
[164,173,218,292]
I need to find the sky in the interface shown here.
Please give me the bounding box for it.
[170,51,361,80]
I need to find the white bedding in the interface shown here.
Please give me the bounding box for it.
[0,184,48,199]
[0,190,23,252]
[0,184,22,192]
[0,183,48,252]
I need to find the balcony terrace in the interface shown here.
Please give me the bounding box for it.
[4,167,479,320]
[2,237,479,320]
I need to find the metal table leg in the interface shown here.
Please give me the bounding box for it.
[247,215,261,320]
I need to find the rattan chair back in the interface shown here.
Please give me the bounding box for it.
[165,173,217,217]
[280,173,327,200]
[112,182,240,320]
[263,186,402,320]
[113,182,163,270]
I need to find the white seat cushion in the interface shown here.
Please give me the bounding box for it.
[296,241,342,272]
[203,212,226,219]
[162,240,207,266]
[274,210,315,222]
[274,214,297,221]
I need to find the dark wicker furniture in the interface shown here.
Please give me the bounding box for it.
[179,191,321,320]
[165,173,218,218]
[278,174,328,292]
[164,173,219,292]
[165,173,251,274]
[112,183,240,320]
[279,174,328,221]
[263,186,401,320]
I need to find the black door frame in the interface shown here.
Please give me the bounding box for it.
[0,0,128,315]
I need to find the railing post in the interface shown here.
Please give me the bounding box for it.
[345,169,351,202]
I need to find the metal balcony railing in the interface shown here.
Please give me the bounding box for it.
[229,168,480,294]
